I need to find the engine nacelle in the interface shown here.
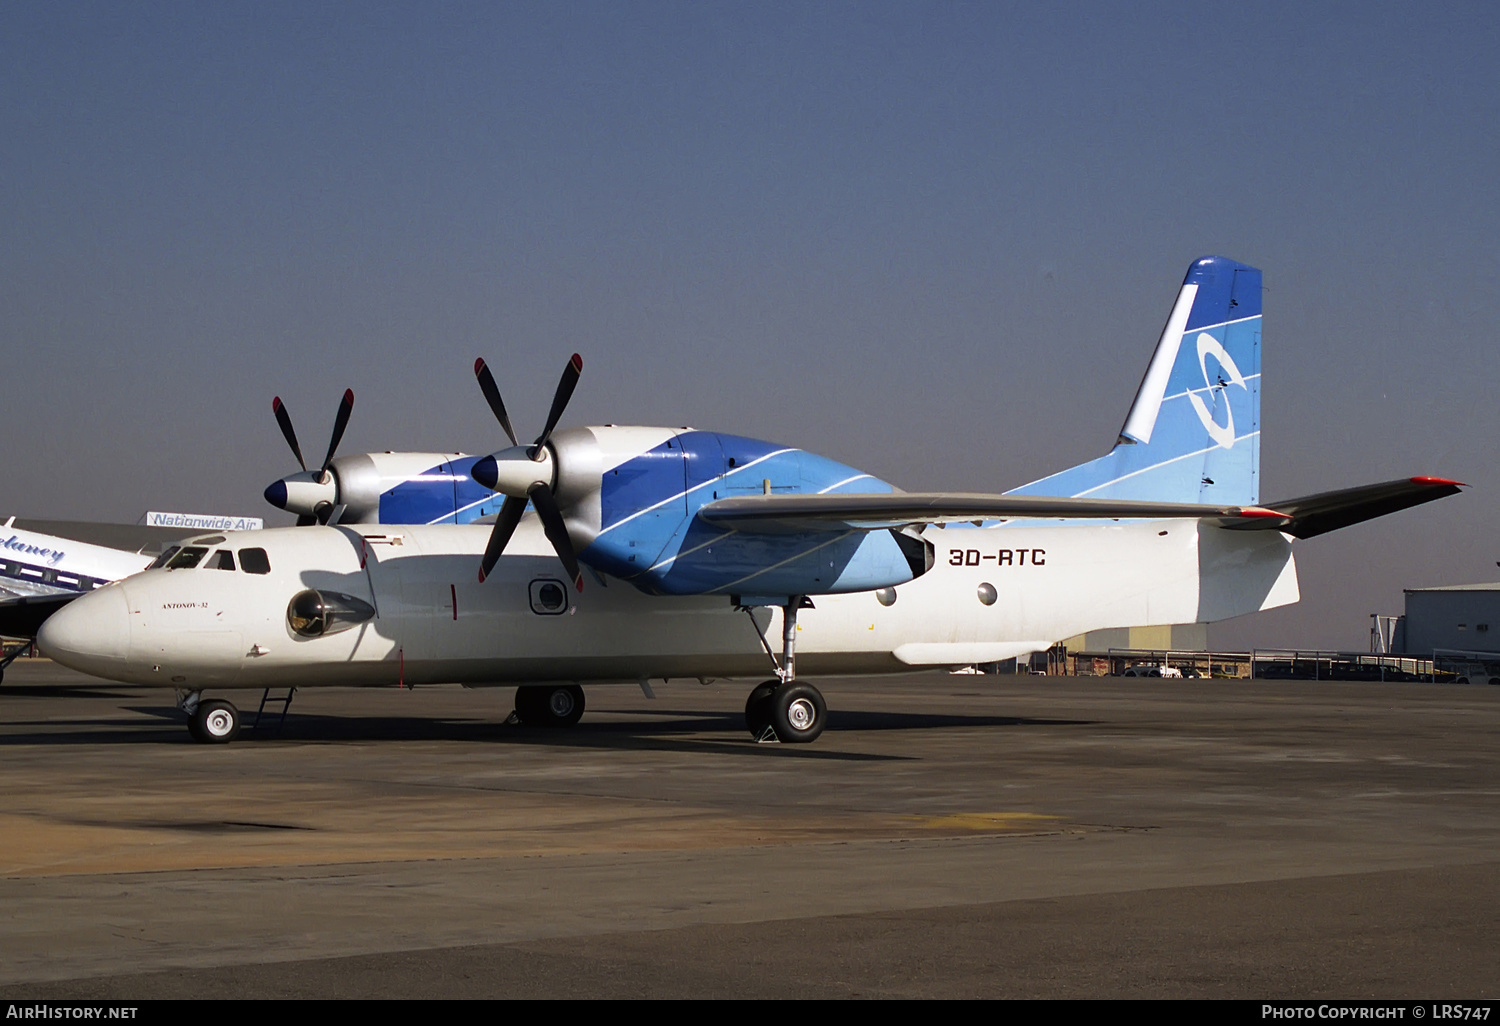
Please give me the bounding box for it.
[264,452,477,525]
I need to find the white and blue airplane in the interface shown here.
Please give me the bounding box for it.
[39,257,1463,744]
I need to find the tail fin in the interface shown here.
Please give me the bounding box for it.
[1009,256,1262,505]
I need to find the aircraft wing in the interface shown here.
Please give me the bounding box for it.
[696,492,1289,534]
[1219,476,1464,539]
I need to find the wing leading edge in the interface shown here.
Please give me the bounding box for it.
[697,478,1463,537]
[696,493,1288,534]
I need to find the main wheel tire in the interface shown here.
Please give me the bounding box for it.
[514,684,585,727]
[769,681,827,744]
[192,699,241,744]
[744,680,780,737]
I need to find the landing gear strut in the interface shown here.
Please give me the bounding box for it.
[743,597,826,744]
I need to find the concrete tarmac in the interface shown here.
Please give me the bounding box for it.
[0,658,1496,998]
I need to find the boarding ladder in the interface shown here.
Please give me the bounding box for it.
[252,687,297,735]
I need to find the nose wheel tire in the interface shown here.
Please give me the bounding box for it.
[189,699,242,744]
[514,684,585,727]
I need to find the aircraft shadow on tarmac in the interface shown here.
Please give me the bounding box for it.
[0,700,1095,758]
[0,685,149,699]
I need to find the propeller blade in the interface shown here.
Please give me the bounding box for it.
[532,353,583,460]
[319,388,355,478]
[474,359,519,447]
[272,397,307,471]
[529,483,584,593]
[478,495,528,583]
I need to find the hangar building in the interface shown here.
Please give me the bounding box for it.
[1401,583,1500,655]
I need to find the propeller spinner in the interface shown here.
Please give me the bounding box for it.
[471,355,585,590]
[263,389,355,526]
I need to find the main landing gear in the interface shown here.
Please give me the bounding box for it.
[513,684,585,728]
[743,596,827,744]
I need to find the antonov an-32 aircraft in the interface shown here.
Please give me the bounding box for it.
[39,257,1462,744]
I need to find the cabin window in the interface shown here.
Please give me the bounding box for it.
[165,547,208,570]
[238,548,271,575]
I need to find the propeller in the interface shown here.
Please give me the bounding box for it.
[471,355,585,590]
[264,389,355,526]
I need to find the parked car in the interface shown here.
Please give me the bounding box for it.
[1121,664,1182,678]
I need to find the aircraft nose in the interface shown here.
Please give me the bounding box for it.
[37,585,131,678]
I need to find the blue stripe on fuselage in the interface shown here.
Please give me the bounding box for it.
[585,431,908,595]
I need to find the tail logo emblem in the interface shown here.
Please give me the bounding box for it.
[1185,332,1248,450]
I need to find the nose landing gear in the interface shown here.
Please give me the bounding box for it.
[180,691,242,744]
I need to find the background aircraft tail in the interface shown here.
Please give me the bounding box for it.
[1008,256,1262,505]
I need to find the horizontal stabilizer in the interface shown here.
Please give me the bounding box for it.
[698,492,1287,534]
[1221,477,1464,539]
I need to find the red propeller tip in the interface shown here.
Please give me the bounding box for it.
[272,397,284,412]
[474,358,487,375]
[574,575,584,593]
[342,388,354,404]
[570,353,583,372]
[477,568,487,583]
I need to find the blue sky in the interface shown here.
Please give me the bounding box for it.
[4,2,1497,648]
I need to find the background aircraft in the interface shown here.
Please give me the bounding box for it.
[39,258,1462,744]
[0,519,170,678]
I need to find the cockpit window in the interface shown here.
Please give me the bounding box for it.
[148,546,181,570]
[238,548,271,575]
[165,547,208,570]
[208,549,236,571]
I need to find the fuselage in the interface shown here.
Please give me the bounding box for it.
[38,514,1299,690]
